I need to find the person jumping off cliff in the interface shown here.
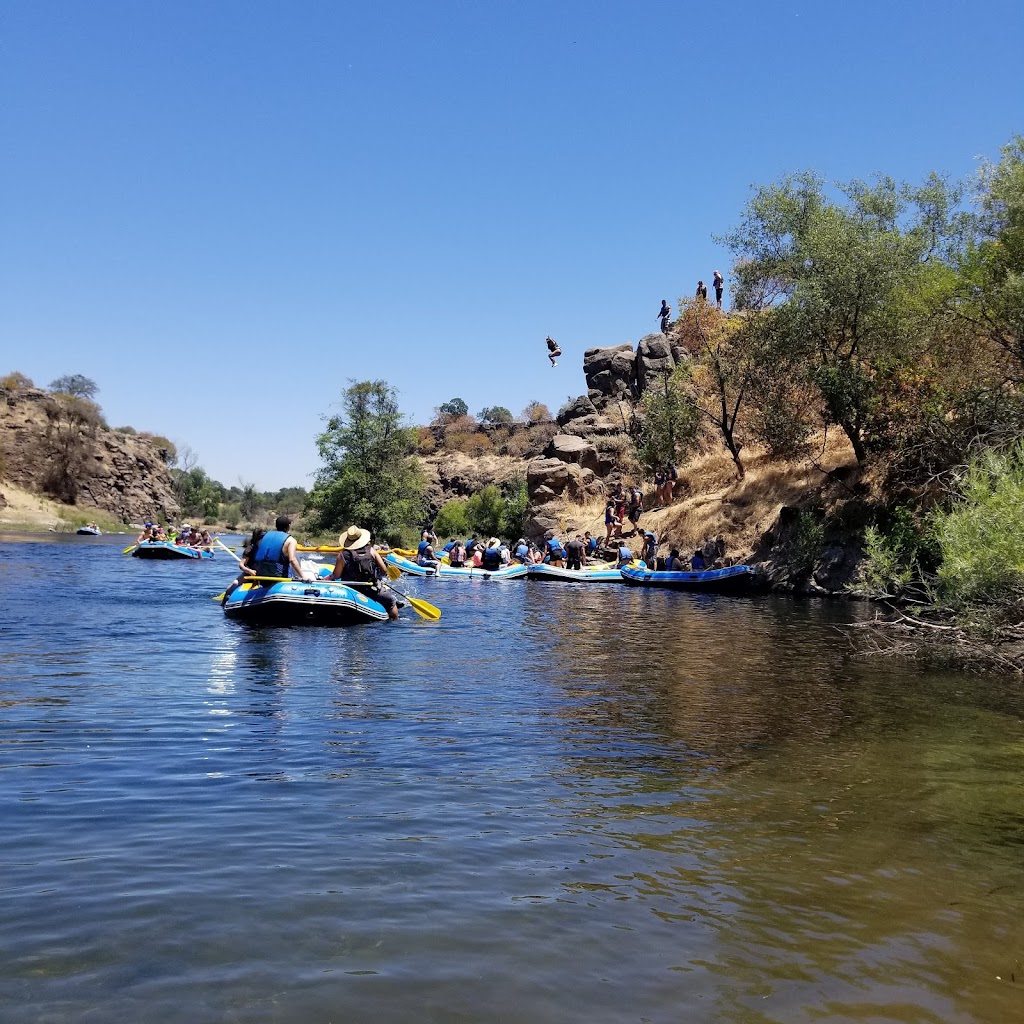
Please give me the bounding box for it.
[657,300,671,334]
[546,336,561,367]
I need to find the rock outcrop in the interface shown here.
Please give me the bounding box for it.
[0,386,180,523]
[584,343,636,409]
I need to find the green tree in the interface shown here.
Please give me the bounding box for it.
[49,374,99,400]
[464,484,505,539]
[437,397,469,419]
[722,172,958,463]
[632,365,701,474]
[172,466,221,519]
[432,498,470,539]
[479,405,514,425]
[307,380,423,541]
[499,477,529,539]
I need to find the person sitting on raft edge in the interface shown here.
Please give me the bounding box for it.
[544,531,566,567]
[616,541,635,568]
[329,525,400,621]
[250,516,315,581]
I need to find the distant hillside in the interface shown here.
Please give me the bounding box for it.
[0,384,179,526]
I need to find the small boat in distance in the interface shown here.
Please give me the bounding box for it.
[132,541,213,560]
[76,524,102,535]
[620,563,756,594]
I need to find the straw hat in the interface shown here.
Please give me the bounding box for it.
[339,525,371,549]
[488,537,500,548]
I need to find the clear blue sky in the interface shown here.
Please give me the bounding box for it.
[3,1,1021,489]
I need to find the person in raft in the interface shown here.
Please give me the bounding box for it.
[713,270,724,309]
[546,335,561,367]
[417,529,436,559]
[544,531,566,567]
[657,299,671,334]
[641,530,658,566]
[480,538,503,571]
[251,516,315,580]
[564,534,586,571]
[329,525,400,621]
[584,531,598,556]
[615,541,635,568]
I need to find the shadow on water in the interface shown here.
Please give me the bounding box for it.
[1,536,1023,1023]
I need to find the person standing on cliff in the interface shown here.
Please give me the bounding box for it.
[696,280,708,302]
[713,270,724,309]
[657,300,671,334]
[546,335,561,367]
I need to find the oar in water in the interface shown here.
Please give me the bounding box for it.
[122,542,139,555]
[215,538,243,563]
[380,578,440,621]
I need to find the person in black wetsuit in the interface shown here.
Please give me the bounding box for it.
[564,534,585,571]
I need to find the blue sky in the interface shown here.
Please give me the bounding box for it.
[2,1,1021,489]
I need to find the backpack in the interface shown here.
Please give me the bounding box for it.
[341,545,378,583]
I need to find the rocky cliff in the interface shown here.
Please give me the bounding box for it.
[0,386,180,524]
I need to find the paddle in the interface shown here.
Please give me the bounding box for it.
[215,538,243,564]
[122,543,137,555]
[380,579,441,621]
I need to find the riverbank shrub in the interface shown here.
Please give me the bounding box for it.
[933,443,1024,606]
[432,498,470,539]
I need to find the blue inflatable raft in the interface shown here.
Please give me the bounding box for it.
[222,577,390,626]
[526,563,627,582]
[620,563,756,593]
[385,552,528,580]
[132,541,213,560]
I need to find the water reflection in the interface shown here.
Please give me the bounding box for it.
[1,537,1023,1023]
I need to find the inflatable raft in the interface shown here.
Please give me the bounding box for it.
[526,563,626,582]
[76,526,102,536]
[132,541,213,560]
[222,577,390,626]
[620,564,756,593]
[385,552,528,580]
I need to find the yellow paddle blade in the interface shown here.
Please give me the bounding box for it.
[386,563,402,581]
[404,594,441,621]
[212,591,226,602]
[122,544,137,554]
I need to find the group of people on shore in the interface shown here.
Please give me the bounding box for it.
[602,474,678,545]
[657,271,726,333]
[136,522,215,550]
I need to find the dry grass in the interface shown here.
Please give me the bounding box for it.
[538,431,859,556]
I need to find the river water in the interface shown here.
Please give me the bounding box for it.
[1,533,1022,1023]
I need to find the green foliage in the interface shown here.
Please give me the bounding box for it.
[221,503,242,530]
[632,366,701,473]
[851,507,931,599]
[788,509,825,579]
[437,397,469,419]
[139,433,177,464]
[307,380,423,542]
[933,442,1024,606]
[464,484,505,539]
[432,498,470,539]
[41,394,103,502]
[500,477,529,540]
[479,405,513,425]
[172,466,221,519]
[721,171,960,463]
[49,374,99,400]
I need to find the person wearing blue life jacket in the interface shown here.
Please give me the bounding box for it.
[544,532,566,567]
[513,538,530,564]
[584,531,597,556]
[251,516,313,580]
[417,543,440,569]
[691,550,706,571]
[666,547,684,571]
[616,542,634,568]
[481,539,502,571]
[417,528,436,558]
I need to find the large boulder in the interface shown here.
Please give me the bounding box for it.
[556,394,597,426]
[635,332,677,394]
[544,433,601,473]
[583,344,635,407]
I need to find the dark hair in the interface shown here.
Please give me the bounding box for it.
[275,516,291,532]
[243,527,266,559]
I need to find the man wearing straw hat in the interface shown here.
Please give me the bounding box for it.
[328,525,400,620]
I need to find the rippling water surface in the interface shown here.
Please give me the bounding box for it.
[1,533,1023,1023]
